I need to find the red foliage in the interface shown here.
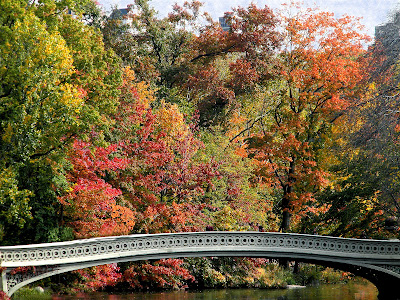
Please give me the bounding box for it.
[60,64,222,291]
[10,266,36,275]
[193,3,280,64]
[187,65,235,107]
[75,264,122,291]
[111,68,220,233]
[106,68,221,290]
[226,3,281,55]
[60,140,135,239]
[228,59,259,93]
[124,259,194,289]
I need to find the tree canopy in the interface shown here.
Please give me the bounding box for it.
[1,0,399,294]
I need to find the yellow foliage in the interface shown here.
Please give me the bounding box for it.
[11,13,74,78]
[122,67,156,110]
[213,206,248,231]
[2,124,13,142]
[208,269,226,285]
[156,100,190,144]
[59,83,83,111]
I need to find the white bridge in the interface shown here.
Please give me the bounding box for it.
[1,232,400,299]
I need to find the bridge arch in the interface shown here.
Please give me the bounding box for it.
[1,232,399,299]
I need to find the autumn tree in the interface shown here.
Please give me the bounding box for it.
[102,0,204,87]
[0,0,122,244]
[102,1,282,126]
[106,67,219,234]
[60,140,135,239]
[317,11,400,238]
[59,141,130,291]
[246,3,370,232]
[185,3,281,125]
[0,2,80,244]
[70,67,221,290]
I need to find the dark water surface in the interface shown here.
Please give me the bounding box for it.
[52,282,378,300]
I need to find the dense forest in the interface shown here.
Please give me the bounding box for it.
[1,0,400,295]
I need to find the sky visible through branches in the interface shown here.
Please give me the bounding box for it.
[98,0,400,38]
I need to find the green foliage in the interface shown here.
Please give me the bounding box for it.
[292,264,350,286]
[103,0,198,90]
[185,258,290,289]
[58,14,122,121]
[198,127,276,231]
[2,0,400,294]
[0,9,80,166]
[16,161,72,243]
[257,264,291,289]
[102,7,139,66]
[12,287,52,300]
[314,177,384,238]
[0,167,32,233]
[0,0,122,245]
[334,87,400,238]
[0,4,79,243]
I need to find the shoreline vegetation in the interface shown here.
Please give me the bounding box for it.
[13,262,355,299]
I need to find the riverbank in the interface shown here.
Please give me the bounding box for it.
[11,262,358,299]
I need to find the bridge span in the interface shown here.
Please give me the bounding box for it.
[0,231,399,299]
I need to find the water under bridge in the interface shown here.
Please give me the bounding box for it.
[0,232,399,299]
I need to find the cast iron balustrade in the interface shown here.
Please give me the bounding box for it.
[0,232,399,299]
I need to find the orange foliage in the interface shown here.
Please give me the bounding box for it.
[247,2,370,230]
[60,140,135,239]
[109,69,220,233]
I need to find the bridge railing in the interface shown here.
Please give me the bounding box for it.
[1,232,399,268]
[1,232,400,298]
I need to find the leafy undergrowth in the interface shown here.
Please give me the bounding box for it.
[11,287,51,300]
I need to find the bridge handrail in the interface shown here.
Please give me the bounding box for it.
[1,232,399,268]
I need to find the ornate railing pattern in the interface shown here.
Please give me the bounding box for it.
[1,232,400,296]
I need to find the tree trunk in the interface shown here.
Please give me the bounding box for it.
[279,160,295,268]
[281,209,291,232]
[280,159,295,232]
